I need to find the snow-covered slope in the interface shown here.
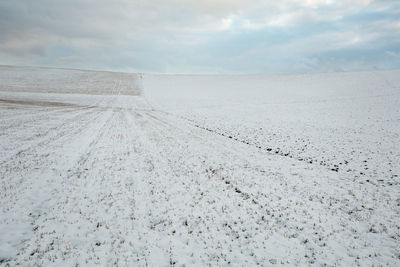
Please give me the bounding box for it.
[0,66,399,266]
[0,65,142,95]
[145,71,400,186]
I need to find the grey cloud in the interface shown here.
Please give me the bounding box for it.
[0,0,399,73]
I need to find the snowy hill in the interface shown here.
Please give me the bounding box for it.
[0,65,142,95]
[145,71,400,187]
[0,66,399,266]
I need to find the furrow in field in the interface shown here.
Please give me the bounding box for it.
[127,110,191,265]
[0,104,60,119]
[134,111,400,266]
[0,105,104,163]
[9,109,147,265]
[134,111,271,265]
[0,107,113,264]
[0,106,109,204]
[0,104,92,131]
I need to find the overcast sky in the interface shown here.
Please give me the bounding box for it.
[0,0,399,74]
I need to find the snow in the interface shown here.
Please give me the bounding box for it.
[144,72,400,186]
[0,66,399,266]
[0,65,142,95]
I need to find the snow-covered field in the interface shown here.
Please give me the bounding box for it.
[0,65,141,95]
[0,66,399,266]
